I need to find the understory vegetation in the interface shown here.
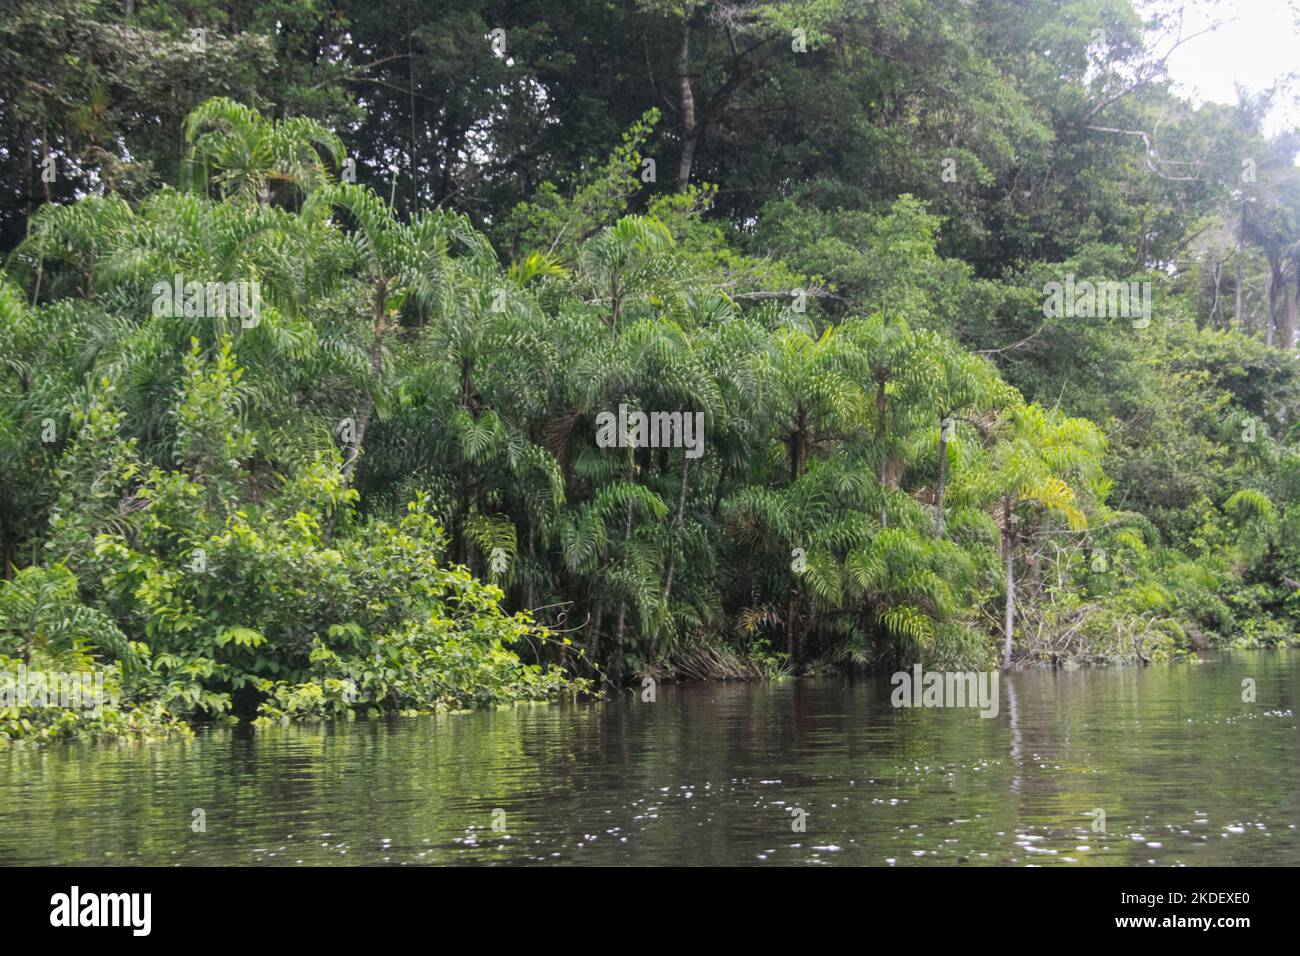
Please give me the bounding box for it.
[1,0,1298,741]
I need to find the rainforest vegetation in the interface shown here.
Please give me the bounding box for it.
[1,0,1298,741]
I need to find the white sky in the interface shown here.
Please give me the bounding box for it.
[1161,0,1300,134]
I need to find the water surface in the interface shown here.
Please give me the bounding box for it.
[1,651,1296,865]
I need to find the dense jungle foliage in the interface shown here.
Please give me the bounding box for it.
[1,0,1299,740]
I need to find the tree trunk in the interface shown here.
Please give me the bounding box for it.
[876,372,888,528]
[786,590,804,665]
[660,456,691,602]
[1002,503,1016,671]
[341,279,387,485]
[1209,259,1221,328]
[25,121,36,227]
[588,604,603,663]
[789,406,808,481]
[1234,200,1246,330]
[613,600,627,681]
[1,526,12,581]
[453,461,471,564]
[934,421,949,538]
[676,28,698,193]
[1266,255,1281,347]
[1282,265,1298,350]
[612,464,635,681]
[1293,259,1300,349]
[41,119,52,205]
[525,520,537,611]
[452,356,478,564]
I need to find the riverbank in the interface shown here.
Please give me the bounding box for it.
[6,633,1294,745]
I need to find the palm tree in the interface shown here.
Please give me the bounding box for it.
[577,215,680,332]
[758,323,864,483]
[301,183,455,487]
[726,453,871,665]
[184,98,345,208]
[0,280,72,578]
[842,312,931,528]
[915,335,1003,538]
[843,525,973,669]
[13,184,346,468]
[557,217,717,671]
[955,402,1108,669]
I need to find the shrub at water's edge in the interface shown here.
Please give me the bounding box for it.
[0,353,590,742]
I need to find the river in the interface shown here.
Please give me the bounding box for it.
[1,651,1296,865]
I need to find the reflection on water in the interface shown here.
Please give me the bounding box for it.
[1,651,1296,866]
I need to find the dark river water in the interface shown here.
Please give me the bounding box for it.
[1,651,1296,866]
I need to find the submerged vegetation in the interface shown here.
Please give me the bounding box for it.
[1,0,1299,741]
